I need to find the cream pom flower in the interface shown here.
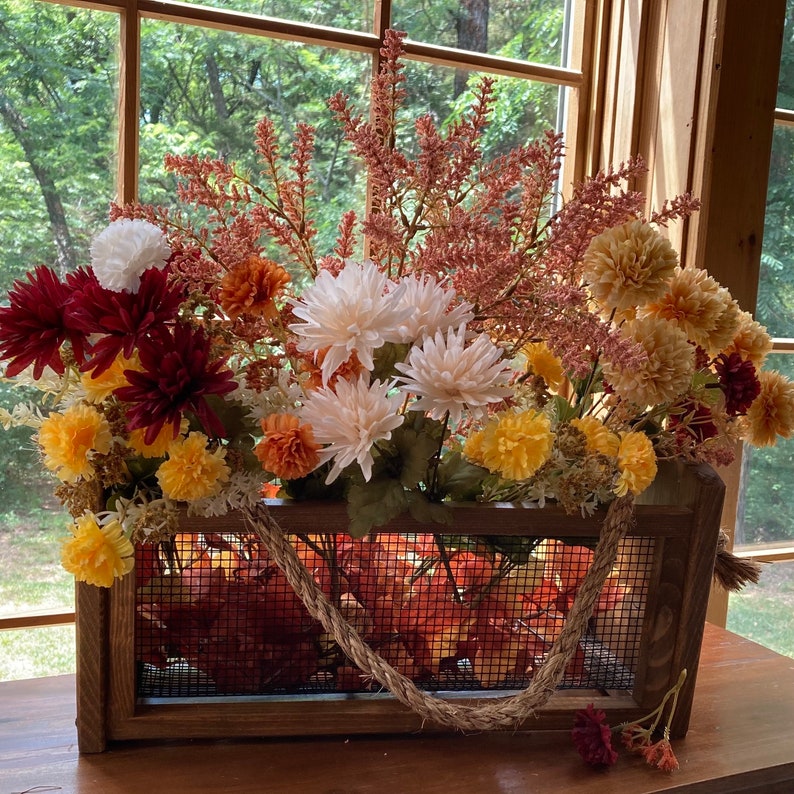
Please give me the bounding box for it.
[289,259,412,385]
[745,370,794,447]
[724,311,773,367]
[391,273,475,343]
[395,326,512,423]
[614,431,657,496]
[641,266,731,348]
[90,218,171,293]
[583,220,678,313]
[156,431,230,501]
[299,376,405,483]
[602,316,695,406]
[705,292,742,355]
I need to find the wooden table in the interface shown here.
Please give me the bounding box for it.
[1,623,793,793]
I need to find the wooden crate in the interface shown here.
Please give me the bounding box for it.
[75,461,724,753]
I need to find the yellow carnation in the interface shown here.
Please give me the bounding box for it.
[477,409,554,481]
[462,427,487,467]
[522,342,565,391]
[570,416,620,456]
[61,513,134,587]
[156,431,230,501]
[614,431,657,496]
[745,370,794,447]
[38,403,113,483]
[128,418,188,458]
[81,353,140,403]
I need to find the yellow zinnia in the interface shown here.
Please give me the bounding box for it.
[156,431,230,501]
[570,416,620,457]
[523,342,565,391]
[614,431,657,497]
[38,403,112,483]
[478,409,554,481]
[61,514,134,587]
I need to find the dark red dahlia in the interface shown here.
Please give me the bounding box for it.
[114,322,238,444]
[68,266,184,376]
[571,703,618,767]
[714,351,761,416]
[0,266,88,378]
[667,400,719,443]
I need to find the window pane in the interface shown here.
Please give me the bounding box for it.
[0,626,75,681]
[173,0,373,32]
[139,20,371,257]
[727,559,794,659]
[777,0,794,110]
[394,0,570,67]
[757,125,794,337]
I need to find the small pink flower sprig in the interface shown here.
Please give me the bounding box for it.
[572,668,687,773]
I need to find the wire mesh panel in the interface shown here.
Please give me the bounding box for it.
[135,530,654,701]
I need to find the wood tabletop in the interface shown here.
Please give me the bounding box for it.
[1,623,793,793]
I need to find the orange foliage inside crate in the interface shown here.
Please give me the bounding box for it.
[135,533,631,695]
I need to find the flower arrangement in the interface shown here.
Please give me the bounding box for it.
[1,30,792,593]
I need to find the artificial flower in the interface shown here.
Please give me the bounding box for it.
[218,255,290,320]
[81,352,140,403]
[391,273,474,343]
[583,220,678,314]
[603,316,695,406]
[522,341,565,391]
[254,413,320,480]
[90,218,171,292]
[127,418,189,458]
[704,291,741,355]
[724,310,773,367]
[38,403,112,483]
[395,325,512,423]
[299,376,404,483]
[115,323,238,444]
[641,738,680,772]
[745,370,794,447]
[156,431,230,501]
[289,259,411,385]
[570,416,620,456]
[571,704,618,767]
[714,352,761,416]
[61,514,134,587]
[614,431,657,496]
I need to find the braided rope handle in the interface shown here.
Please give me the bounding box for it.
[243,495,635,731]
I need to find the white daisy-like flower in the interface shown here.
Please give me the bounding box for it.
[394,326,512,423]
[299,375,405,483]
[90,218,171,292]
[289,259,412,385]
[391,273,475,343]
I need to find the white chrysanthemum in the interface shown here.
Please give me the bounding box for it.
[394,326,512,423]
[289,260,412,385]
[90,219,171,292]
[391,273,475,343]
[299,376,405,483]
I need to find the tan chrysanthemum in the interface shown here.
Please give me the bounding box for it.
[603,316,695,406]
[583,220,678,313]
[254,413,320,480]
[219,255,290,320]
[705,292,742,355]
[522,342,565,391]
[724,311,773,367]
[641,267,730,348]
[745,370,794,447]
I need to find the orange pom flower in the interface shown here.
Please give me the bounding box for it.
[255,413,320,480]
[218,255,290,320]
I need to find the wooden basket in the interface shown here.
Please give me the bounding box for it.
[75,461,724,753]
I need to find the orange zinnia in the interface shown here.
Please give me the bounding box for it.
[219,255,290,320]
[255,413,320,480]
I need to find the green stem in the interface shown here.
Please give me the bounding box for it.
[434,534,464,605]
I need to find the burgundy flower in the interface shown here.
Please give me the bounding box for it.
[668,400,719,443]
[114,322,238,444]
[715,351,761,416]
[571,703,618,767]
[0,266,88,378]
[69,266,184,376]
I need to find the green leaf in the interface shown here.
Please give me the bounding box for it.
[483,535,542,566]
[406,491,454,526]
[435,451,488,501]
[346,478,408,538]
[371,342,411,381]
[392,423,439,488]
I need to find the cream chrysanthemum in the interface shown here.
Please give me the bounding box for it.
[391,273,474,343]
[522,342,565,391]
[289,259,411,385]
[705,292,742,355]
[583,220,678,313]
[38,403,112,483]
[570,416,620,456]
[614,431,657,496]
[469,409,554,481]
[724,311,773,367]
[90,218,171,293]
[156,431,230,501]
[395,326,512,423]
[299,376,405,483]
[641,267,730,348]
[61,513,134,587]
[745,370,794,447]
[603,316,694,406]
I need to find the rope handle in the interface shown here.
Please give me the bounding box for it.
[243,495,635,732]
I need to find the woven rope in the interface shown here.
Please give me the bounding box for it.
[243,495,635,731]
